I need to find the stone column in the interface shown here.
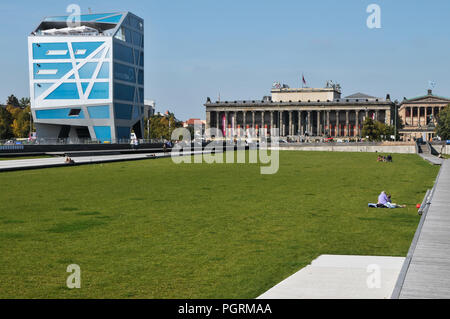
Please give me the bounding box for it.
[335,110,339,137]
[270,111,274,134]
[425,107,428,125]
[224,111,229,137]
[289,111,293,136]
[298,111,302,136]
[252,111,255,129]
[317,111,321,136]
[326,111,330,135]
[345,111,349,137]
[261,111,265,136]
[307,111,311,135]
[375,110,379,122]
[279,111,283,136]
[233,111,237,136]
[417,107,420,127]
[216,111,220,131]
[355,110,359,136]
[385,109,391,126]
[410,107,413,126]
[243,111,246,130]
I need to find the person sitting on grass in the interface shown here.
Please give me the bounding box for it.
[64,156,75,165]
[377,191,406,208]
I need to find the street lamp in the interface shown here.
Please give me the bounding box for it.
[147,117,150,140]
[29,111,33,140]
[394,105,397,141]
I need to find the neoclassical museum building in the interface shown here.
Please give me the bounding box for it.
[204,83,395,138]
[398,89,450,141]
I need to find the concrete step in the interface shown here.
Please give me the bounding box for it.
[257,255,405,299]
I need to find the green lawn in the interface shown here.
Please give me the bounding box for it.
[0,151,439,298]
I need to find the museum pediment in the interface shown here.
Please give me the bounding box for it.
[403,95,450,105]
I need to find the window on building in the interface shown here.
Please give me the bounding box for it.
[114,28,125,42]
[114,83,135,102]
[113,43,134,64]
[69,109,81,116]
[114,63,135,83]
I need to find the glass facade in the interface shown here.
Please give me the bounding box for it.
[29,12,144,143]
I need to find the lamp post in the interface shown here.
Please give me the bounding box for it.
[168,115,171,140]
[147,117,150,140]
[29,110,32,140]
[394,104,397,141]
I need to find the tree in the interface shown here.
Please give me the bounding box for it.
[6,95,19,107]
[19,97,30,109]
[11,106,31,138]
[0,107,13,139]
[361,117,395,141]
[436,104,450,140]
[146,112,183,140]
[361,118,380,141]
[0,95,32,139]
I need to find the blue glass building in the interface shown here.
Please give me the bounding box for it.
[28,12,144,143]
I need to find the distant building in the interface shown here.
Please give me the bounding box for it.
[183,118,206,136]
[28,11,145,143]
[183,118,206,127]
[144,100,156,118]
[205,82,394,137]
[399,89,450,141]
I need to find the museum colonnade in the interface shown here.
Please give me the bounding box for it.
[207,109,388,137]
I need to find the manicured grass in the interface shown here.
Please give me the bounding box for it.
[0,151,439,298]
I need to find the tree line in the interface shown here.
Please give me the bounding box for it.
[1,93,449,141]
[0,95,32,140]
[144,111,184,140]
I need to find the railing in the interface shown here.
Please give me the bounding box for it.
[418,189,432,216]
[34,31,106,37]
[0,145,25,151]
[0,138,167,146]
[415,141,421,154]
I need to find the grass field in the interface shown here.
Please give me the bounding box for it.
[0,151,439,298]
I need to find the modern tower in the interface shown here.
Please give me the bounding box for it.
[28,12,144,143]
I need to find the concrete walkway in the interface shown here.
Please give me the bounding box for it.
[393,160,450,298]
[0,150,209,172]
[419,154,445,166]
[257,255,404,299]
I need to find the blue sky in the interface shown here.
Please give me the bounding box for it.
[1,0,450,120]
